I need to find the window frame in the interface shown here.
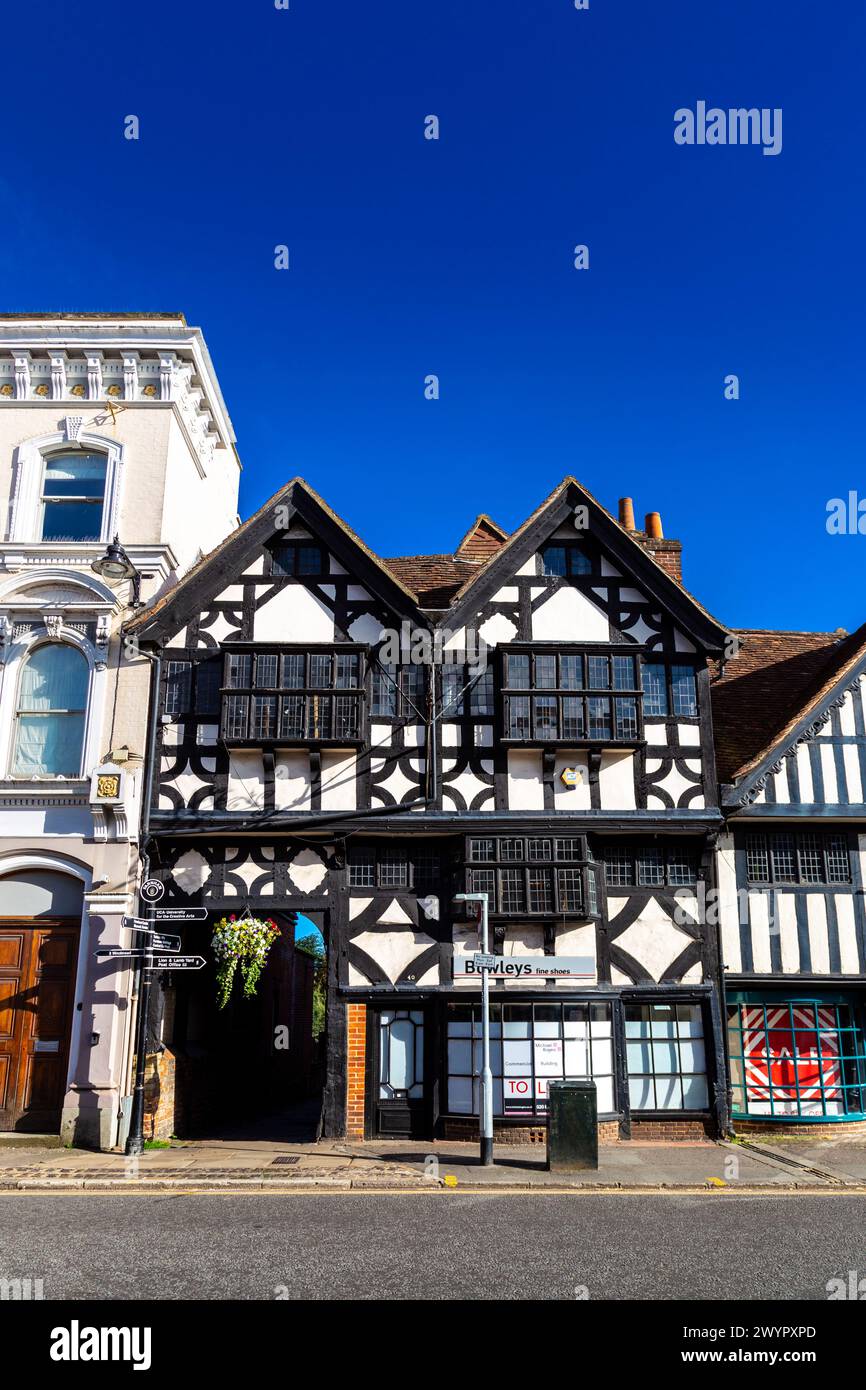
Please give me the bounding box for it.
[500,643,645,747]
[8,430,124,546]
[39,450,108,544]
[268,541,327,578]
[10,639,91,780]
[347,844,441,892]
[600,841,701,889]
[218,644,367,746]
[744,831,853,887]
[464,834,600,918]
[727,993,866,1122]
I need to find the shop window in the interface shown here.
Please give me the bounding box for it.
[446,1001,614,1118]
[727,998,866,1120]
[625,1003,708,1111]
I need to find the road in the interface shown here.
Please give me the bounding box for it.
[1,1192,864,1300]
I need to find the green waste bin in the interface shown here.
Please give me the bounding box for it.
[547,1079,598,1171]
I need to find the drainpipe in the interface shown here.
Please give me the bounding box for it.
[124,639,162,1156]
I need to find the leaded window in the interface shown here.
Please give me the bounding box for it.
[502,648,643,744]
[347,845,441,891]
[220,647,365,744]
[270,542,326,576]
[744,832,851,886]
[465,836,598,916]
[602,843,699,888]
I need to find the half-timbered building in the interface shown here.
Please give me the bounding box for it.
[713,625,866,1135]
[126,477,736,1143]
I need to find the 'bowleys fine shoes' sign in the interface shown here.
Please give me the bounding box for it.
[454,955,596,981]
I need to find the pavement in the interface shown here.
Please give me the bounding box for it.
[2,1131,866,1192]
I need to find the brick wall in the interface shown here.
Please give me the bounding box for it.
[443,1118,622,1146]
[735,1118,866,1141]
[346,1003,367,1138]
[630,1117,715,1141]
[143,1047,177,1142]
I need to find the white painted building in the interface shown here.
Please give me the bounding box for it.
[0,314,239,1147]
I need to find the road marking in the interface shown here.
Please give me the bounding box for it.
[1,1186,866,1198]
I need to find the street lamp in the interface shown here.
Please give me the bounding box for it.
[91,535,142,607]
[453,891,494,1166]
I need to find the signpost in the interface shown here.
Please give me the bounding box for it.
[140,878,165,904]
[453,892,494,1167]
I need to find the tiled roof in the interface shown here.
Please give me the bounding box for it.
[382,555,479,607]
[711,625,866,784]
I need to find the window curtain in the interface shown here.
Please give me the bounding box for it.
[12,644,89,776]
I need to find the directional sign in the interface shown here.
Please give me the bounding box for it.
[146,954,206,971]
[140,878,165,903]
[150,932,181,952]
[153,907,208,922]
[94,948,152,960]
[121,918,180,951]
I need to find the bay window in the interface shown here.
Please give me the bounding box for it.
[502,646,642,744]
[221,647,365,744]
[465,835,598,917]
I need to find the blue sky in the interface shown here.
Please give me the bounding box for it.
[2,1,864,633]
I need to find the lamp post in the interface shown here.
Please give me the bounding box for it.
[453,891,494,1166]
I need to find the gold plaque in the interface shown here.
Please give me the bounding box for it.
[97,774,121,799]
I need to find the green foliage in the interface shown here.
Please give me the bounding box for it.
[297,933,327,1039]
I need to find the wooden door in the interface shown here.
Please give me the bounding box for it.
[0,920,79,1132]
[372,1006,430,1137]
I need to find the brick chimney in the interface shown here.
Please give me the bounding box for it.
[617,499,683,583]
[640,511,683,584]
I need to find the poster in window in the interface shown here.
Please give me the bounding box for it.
[742,1005,842,1116]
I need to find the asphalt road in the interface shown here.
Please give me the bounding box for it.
[1,1192,865,1301]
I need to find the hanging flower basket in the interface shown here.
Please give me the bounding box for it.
[211,913,281,1010]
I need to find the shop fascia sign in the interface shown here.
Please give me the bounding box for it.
[454,955,596,980]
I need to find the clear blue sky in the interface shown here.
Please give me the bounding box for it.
[3,1,864,633]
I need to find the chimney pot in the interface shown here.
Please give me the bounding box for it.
[618,497,636,531]
[645,511,664,539]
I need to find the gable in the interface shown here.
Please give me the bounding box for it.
[439,478,729,654]
[725,647,866,813]
[131,479,426,647]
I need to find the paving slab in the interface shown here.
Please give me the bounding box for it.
[0,1134,849,1192]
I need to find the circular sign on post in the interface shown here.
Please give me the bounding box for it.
[140,878,165,903]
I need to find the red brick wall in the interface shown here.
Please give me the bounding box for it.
[443,1118,622,1146]
[735,1118,866,1141]
[346,1003,367,1138]
[630,1117,715,1141]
